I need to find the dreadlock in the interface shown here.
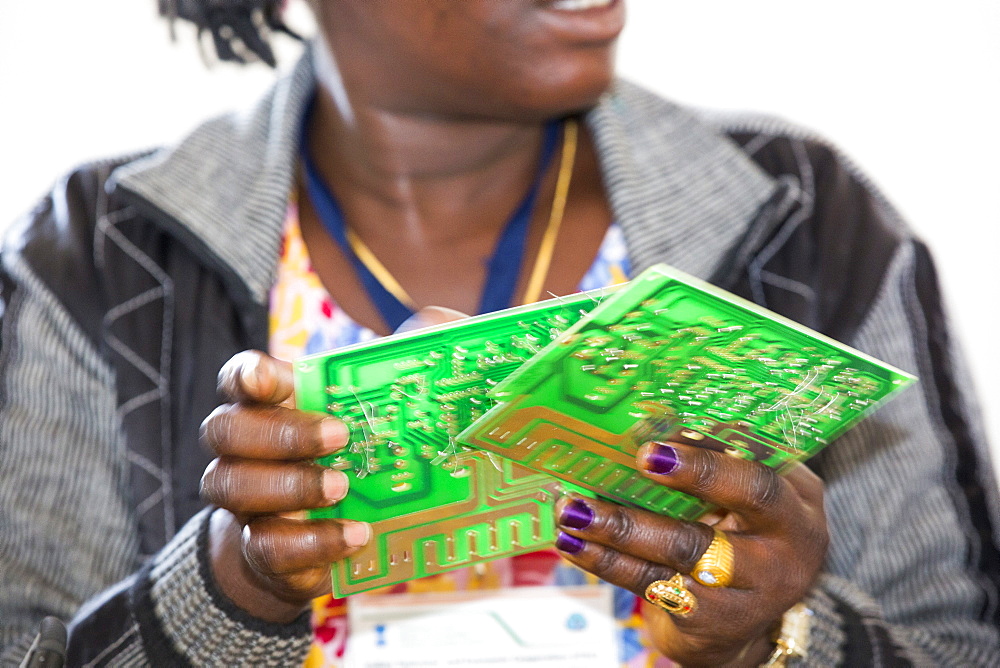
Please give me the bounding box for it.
[158,0,300,68]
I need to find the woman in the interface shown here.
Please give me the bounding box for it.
[1,1,997,665]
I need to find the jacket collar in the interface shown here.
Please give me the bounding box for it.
[111,50,315,304]
[112,49,777,306]
[587,81,777,279]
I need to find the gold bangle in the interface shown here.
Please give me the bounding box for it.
[759,603,812,667]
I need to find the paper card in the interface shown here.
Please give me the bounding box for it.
[345,585,619,668]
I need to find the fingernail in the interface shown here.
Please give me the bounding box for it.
[395,307,468,334]
[394,312,428,335]
[343,521,371,548]
[644,443,679,475]
[242,354,262,396]
[320,419,349,453]
[559,499,594,530]
[555,531,585,555]
[323,469,349,503]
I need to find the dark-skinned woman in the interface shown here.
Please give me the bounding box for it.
[1,1,998,666]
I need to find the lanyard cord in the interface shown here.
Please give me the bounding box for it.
[300,113,574,330]
[521,118,577,305]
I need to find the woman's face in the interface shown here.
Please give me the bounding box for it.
[313,0,625,121]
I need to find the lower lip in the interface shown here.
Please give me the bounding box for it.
[536,0,625,44]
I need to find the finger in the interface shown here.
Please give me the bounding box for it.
[394,306,469,334]
[636,442,795,528]
[554,528,672,600]
[201,403,348,460]
[201,458,349,513]
[554,496,757,590]
[218,350,295,405]
[242,516,372,576]
[553,530,728,613]
[780,461,825,505]
[555,495,715,574]
[267,566,333,601]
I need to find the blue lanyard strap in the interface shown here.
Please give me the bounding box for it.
[299,107,561,330]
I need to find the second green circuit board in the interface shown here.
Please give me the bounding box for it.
[459,264,916,520]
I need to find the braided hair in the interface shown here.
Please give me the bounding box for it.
[158,0,300,67]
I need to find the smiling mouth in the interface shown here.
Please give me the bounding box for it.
[535,0,624,45]
[548,0,615,9]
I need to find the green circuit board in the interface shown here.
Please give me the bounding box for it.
[294,287,617,596]
[458,264,916,521]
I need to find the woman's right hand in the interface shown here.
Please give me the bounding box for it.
[199,350,371,623]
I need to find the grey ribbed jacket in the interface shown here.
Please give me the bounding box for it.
[2,51,998,666]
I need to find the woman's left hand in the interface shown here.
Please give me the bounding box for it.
[553,439,828,667]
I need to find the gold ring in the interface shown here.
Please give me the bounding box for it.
[692,528,735,588]
[644,573,697,617]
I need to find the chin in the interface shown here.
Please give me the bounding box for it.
[501,53,618,121]
[391,44,618,123]
[552,70,617,115]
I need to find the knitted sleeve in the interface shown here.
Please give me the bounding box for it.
[798,240,1000,666]
[0,183,312,666]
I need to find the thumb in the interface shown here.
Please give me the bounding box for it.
[218,350,295,405]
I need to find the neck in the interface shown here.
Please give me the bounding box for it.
[307,43,549,243]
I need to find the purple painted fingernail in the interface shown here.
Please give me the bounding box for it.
[555,531,585,555]
[559,499,594,530]
[644,442,679,475]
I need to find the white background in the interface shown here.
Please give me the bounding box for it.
[1,1,997,465]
